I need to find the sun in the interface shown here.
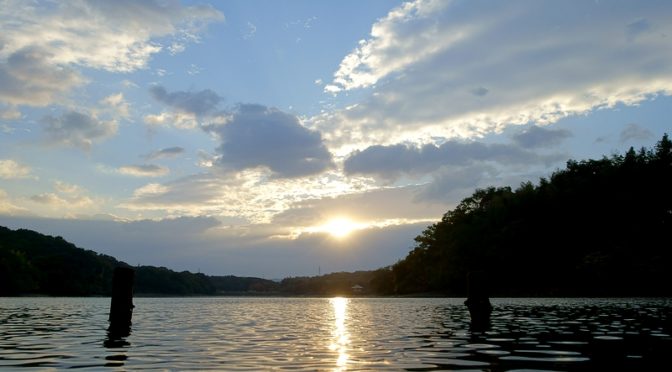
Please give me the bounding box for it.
[322,218,360,239]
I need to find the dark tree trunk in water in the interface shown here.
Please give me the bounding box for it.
[108,267,134,334]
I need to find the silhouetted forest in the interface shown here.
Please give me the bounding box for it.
[389,134,672,296]
[0,227,277,296]
[2,134,670,297]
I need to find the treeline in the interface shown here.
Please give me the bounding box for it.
[0,225,371,296]
[0,226,279,296]
[389,134,672,296]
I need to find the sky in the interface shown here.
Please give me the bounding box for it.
[1,0,671,278]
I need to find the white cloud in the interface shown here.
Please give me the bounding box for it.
[143,111,198,129]
[121,169,375,224]
[0,189,30,215]
[100,93,130,118]
[0,0,224,73]
[118,164,170,177]
[0,1,223,110]
[0,159,33,179]
[320,0,672,149]
[43,111,117,150]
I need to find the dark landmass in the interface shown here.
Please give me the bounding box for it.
[1,134,670,297]
[389,134,672,297]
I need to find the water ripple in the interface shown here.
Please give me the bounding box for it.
[1,297,670,370]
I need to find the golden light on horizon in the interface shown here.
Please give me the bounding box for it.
[321,218,362,239]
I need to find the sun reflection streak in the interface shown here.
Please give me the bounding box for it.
[329,297,350,371]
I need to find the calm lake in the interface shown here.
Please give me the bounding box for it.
[1,297,670,370]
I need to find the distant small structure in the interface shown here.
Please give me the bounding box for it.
[351,284,364,294]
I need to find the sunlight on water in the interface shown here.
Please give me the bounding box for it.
[1,297,671,370]
[329,297,350,371]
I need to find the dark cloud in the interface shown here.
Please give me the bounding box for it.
[620,123,653,143]
[149,85,222,115]
[512,126,572,148]
[145,146,185,160]
[43,111,117,150]
[626,18,652,40]
[207,104,334,178]
[344,140,546,180]
[0,47,82,107]
[471,87,489,97]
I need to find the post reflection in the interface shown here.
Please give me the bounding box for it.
[329,297,350,371]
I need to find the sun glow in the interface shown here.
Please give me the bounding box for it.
[320,218,362,238]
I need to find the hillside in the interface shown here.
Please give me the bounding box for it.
[389,134,672,296]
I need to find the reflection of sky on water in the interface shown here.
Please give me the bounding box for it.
[329,297,350,371]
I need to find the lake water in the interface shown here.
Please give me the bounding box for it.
[1,297,670,370]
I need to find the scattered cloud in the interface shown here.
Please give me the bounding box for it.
[0,189,30,215]
[143,111,198,129]
[145,146,186,160]
[0,105,21,120]
[0,159,34,179]
[620,123,653,143]
[344,140,556,181]
[43,111,117,150]
[100,93,130,118]
[243,22,257,40]
[118,164,170,177]
[150,85,223,116]
[512,126,572,148]
[0,47,84,107]
[0,0,224,73]
[319,0,672,148]
[626,18,652,40]
[205,104,334,178]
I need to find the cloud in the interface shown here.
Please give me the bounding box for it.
[319,0,672,147]
[43,111,117,150]
[118,164,170,177]
[0,159,33,179]
[100,93,130,118]
[620,123,653,143]
[512,126,572,148]
[343,140,554,180]
[145,146,185,160]
[150,85,222,116]
[143,111,198,129]
[0,47,83,107]
[0,189,30,215]
[0,1,222,113]
[206,104,334,178]
[0,0,224,73]
[29,192,93,208]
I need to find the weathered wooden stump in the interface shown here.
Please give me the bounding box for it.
[108,267,135,332]
[464,270,492,330]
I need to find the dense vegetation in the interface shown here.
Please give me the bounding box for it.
[0,227,275,296]
[390,134,672,296]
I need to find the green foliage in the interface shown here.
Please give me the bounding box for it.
[392,134,672,296]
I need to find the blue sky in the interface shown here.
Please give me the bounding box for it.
[1,0,671,278]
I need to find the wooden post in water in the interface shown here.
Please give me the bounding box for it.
[109,267,135,331]
[464,270,492,330]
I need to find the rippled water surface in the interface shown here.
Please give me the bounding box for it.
[1,297,671,370]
